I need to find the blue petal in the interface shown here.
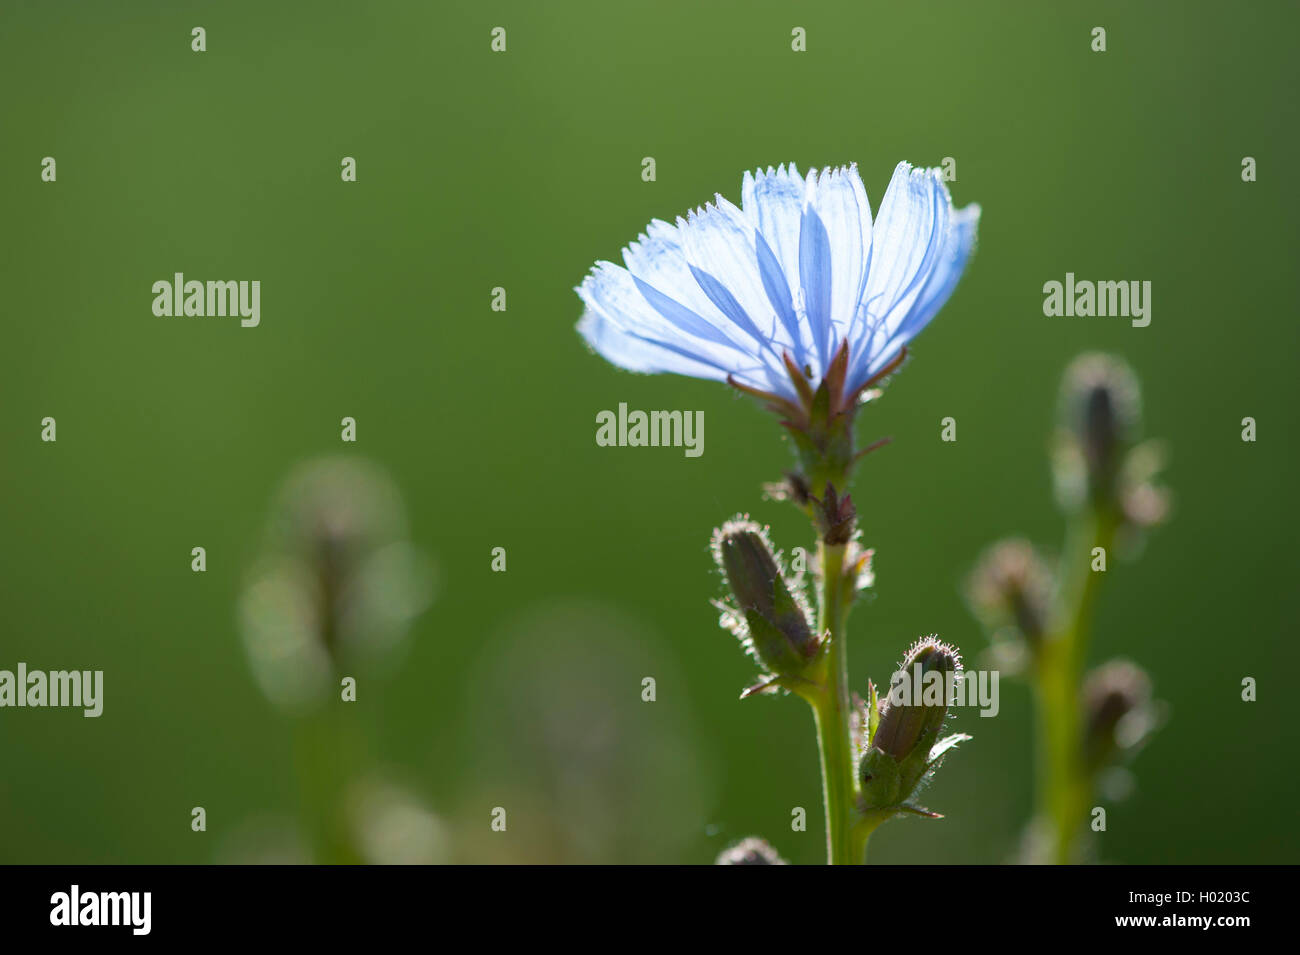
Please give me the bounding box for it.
[677,199,771,340]
[849,200,979,392]
[577,308,729,381]
[743,165,813,362]
[623,219,767,359]
[632,273,738,348]
[688,264,764,344]
[889,204,980,350]
[809,165,872,345]
[753,230,804,367]
[577,260,796,400]
[854,163,949,378]
[578,261,748,371]
[741,165,804,283]
[675,199,800,387]
[674,200,804,394]
[799,178,834,370]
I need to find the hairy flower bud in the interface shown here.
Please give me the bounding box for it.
[966,538,1053,647]
[1054,353,1141,513]
[873,638,960,760]
[715,836,787,865]
[859,637,965,811]
[712,517,819,682]
[1082,659,1157,772]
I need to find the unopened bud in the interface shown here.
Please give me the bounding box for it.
[240,457,433,710]
[873,638,960,760]
[1082,659,1155,772]
[966,539,1053,646]
[860,637,962,809]
[810,482,856,544]
[715,836,787,865]
[712,517,818,679]
[1054,353,1141,512]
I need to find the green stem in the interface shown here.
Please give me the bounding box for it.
[850,813,884,864]
[1034,646,1082,864]
[811,541,857,864]
[1035,507,1117,864]
[293,705,363,864]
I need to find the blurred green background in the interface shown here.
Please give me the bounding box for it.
[2,0,1297,864]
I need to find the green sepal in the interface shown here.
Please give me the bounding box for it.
[897,804,943,820]
[927,732,972,769]
[858,748,902,810]
[866,679,880,750]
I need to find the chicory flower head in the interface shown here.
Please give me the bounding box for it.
[577,162,979,411]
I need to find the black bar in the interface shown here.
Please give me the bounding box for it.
[0,864,1277,940]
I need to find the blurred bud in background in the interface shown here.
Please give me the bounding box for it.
[346,774,450,865]
[457,601,715,863]
[1081,659,1162,777]
[966,538,1054,673]
[215,814,311,865]
[1053,354,1170,538]
[1116,440,1172,532]
[715,836,787,865]
[1054,353,1140,511]
[238,457,435,709]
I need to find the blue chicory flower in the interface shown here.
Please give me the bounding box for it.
[577,162,979,406]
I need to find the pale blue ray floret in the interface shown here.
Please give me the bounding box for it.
[577,162,980,405]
